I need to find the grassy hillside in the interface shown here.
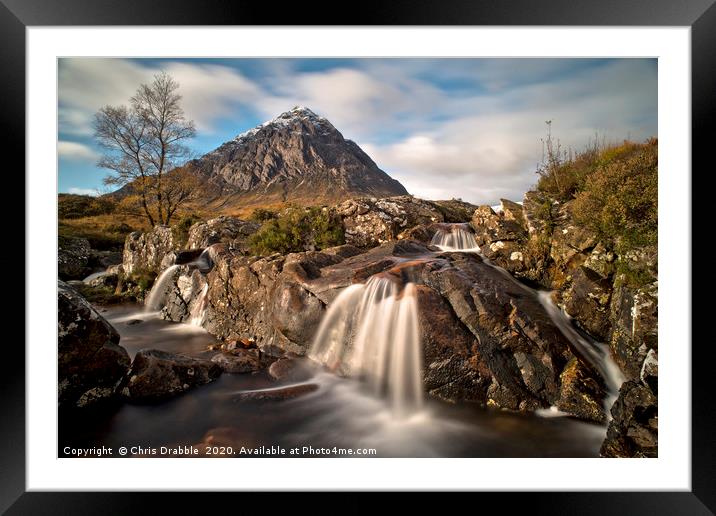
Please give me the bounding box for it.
[536,138,657,255]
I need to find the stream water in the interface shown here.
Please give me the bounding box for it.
[59,303,606,458]
[60,224,623,458]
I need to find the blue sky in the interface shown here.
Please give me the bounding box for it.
[58,58,657,205]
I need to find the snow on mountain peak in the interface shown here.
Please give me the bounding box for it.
[232,107,331,143]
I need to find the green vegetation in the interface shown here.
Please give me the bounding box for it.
[73,283,128,305]
[249,207,278,223]
[522,231,552,266]
[536,137,657,256]
[249,206,345,255]
[614,260,655,289]
[171,213,203,248]
[571,140,657,253]
[58,193,116,219]
[59,219,134,251]
[58,194,147,251]
[125,267,157,293]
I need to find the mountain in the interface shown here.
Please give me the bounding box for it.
[186,106,408,209]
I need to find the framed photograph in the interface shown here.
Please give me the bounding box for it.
[6,0,711,511]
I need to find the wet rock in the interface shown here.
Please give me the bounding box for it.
[268,357,318,383]
[122,349,221,402]
[335,195,476,248]
[211,348,261,373]
[58,236,92,280]
[600,379,658,457]
[609,280,658,380]
[294,240,603,414]
[640,349,658,395]
[58,280,130,408]
[319,244,364,260]
[122,225,176,275]
[126,319,143,326]
[270,279,328,346]
[415,285,486,403]
[556,357,607,424]
[186,216,260,252]
[414,251,582,411]
[562,266,613,341]
[158,232,607,417]
[233,383,318,402]
[398,223,443,244]
[84,272,119,289]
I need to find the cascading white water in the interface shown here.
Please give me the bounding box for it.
[309,276,423,417]
[144,249,213,314]
[430,225,480,252]
[433,226,625,419]
[189,283,209,326]
[144,265,180,312]
[537,291,625,414]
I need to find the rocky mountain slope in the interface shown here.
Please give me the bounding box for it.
[183,106,408,209]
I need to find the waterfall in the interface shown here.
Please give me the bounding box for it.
[144,265,180,312]
[193,248,212,272]
[433,225,624,417]
[189,284,209,326]
[537,291,625,415]
[309,276,423,417]
[144,249,213,314]
[430,225,480,252]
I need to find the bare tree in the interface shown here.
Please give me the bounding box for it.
[536,120,565,193]
[94,72,197,226]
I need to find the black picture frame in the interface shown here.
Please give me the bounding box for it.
[4,0,711,512]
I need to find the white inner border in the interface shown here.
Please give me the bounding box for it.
[27,27,690,491]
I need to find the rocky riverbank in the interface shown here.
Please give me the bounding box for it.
[59,191,657,457]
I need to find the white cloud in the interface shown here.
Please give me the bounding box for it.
[255,67,443,141]
[67,187,100,196]
[59,58,657,205]
[58,141,99,161]
[58,59,263,135]
[358,59,657,204]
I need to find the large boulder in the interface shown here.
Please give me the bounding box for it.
[122,225,175,275]
[160,267,207,323]
[600,375,658,457]
[58,236,92,280]
[609,279,658,380]
[335,196,476,248]
[562,266,613,341]
[469,205,528,275]
[58,280,130,408]
[121,349,222,402]
[157,236,609,418]
[211,348,261,373]
[500,199,527,229]
[186,216,260,252]
[556,357,607,424]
